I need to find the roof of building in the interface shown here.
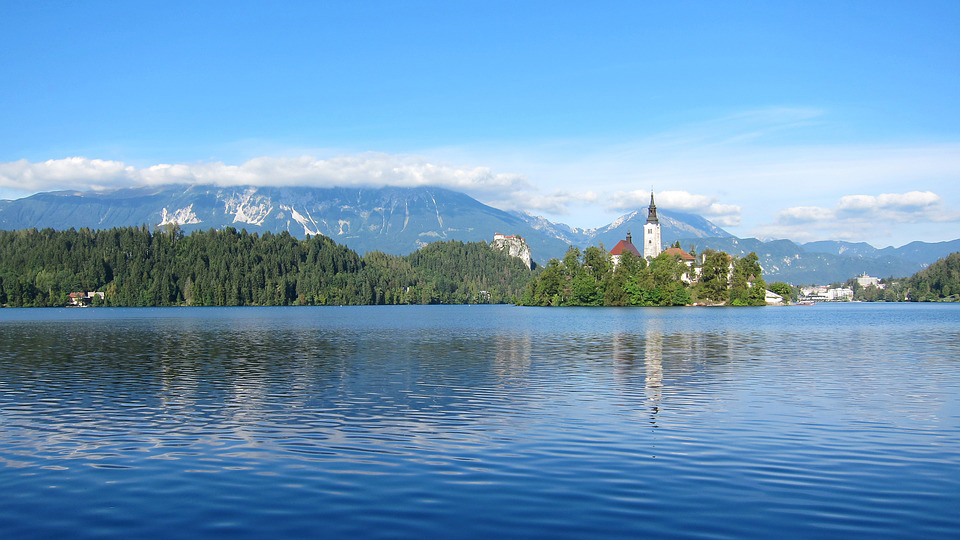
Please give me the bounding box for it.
[610,239,641,257]
[662,247,696,261]
[646,192,659,224]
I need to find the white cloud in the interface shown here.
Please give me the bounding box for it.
[756,190,960,242]
[607,189,742,225]
[481,189,597,215]
[0,157,136,192]
[0,153,529,194]
[0,154,626,215]
[777,206,837,224]
[838,191,940,211]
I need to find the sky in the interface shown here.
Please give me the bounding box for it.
[1,1,958,247]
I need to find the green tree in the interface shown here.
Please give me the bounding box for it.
[730,252,766,306]
[768,281,796,302]
[697,250,729,304]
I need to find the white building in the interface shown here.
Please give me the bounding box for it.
[609,232,642,268]
[856,273,883,289]
[800,285,853,302]
[765,290,784,305]
[826,287,854,301]
[643,192,662,260]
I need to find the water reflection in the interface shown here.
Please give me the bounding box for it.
[643,327,663,418]
[493,333,532,385]
[1,305,959,539]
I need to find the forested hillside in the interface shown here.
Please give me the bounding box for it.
[906,252,960,301]
[0,227,533,307]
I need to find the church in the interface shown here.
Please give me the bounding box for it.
[609,191,698,281]
[642,191,662,259]
[609,192,663,265]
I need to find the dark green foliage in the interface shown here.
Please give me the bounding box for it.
[729,252,766,306]
[520,246,764,307]
[768,282,797,302]
[0,228,533,307]
[905,252,960,301]
[404,241,533,304]
[844,252,959,302]
[696,250,730,304]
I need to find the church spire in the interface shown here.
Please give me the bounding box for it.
[646,191,659,224]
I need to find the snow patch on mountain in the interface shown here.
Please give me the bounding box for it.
[158,204,201,226]
[281,204,321,236]
[430,194,444,228]
[607,210,638,231]
[508,210,588,244]
[223,188,273,226]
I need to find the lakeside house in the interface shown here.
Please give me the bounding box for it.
[765,289,784,305]
[662,246,698,283]
[800,285,853,302]
[68,291,105,306]
[609,231,642,267]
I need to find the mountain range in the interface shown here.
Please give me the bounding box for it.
[1,184,957,284]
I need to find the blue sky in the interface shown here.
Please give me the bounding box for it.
[1,1,958,246]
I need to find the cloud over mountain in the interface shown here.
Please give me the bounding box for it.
[608,189,742,226]
[0,154,528,194]
[757,190,960,242]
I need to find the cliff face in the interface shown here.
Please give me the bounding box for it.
[491,235,533,269]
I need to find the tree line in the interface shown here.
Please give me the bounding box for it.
[846,252,960,302]
[0,227,532,307]
[518,246,767,306]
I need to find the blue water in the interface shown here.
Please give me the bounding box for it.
[1,304,958,539]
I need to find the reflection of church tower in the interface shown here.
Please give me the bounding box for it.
[644,326,663,407]
[644,191,662,259]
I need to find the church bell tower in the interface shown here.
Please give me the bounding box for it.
[644,191,662,259]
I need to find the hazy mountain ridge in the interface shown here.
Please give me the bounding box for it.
[0,184,955,283]
[0,185,577,262]
[511,207,733,251]
[681,237,951,284]
[0,185,735,264]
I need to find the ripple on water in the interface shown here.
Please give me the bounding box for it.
[1,304,959,539]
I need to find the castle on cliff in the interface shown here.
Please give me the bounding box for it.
[492,233,533,269]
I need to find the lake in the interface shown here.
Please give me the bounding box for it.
[1,304,959,539]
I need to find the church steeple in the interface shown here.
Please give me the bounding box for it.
[643,191,662,259]
[646,192,659,224]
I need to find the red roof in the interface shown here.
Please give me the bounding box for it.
[609,239,641,257]
[663,247,696,261]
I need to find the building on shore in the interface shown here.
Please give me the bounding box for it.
[856,273,884,289]
[609,232,642,267]
[68,291,105,306]
[662,246,698,283]
[800,285,854,302]
[765,289,784,305]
